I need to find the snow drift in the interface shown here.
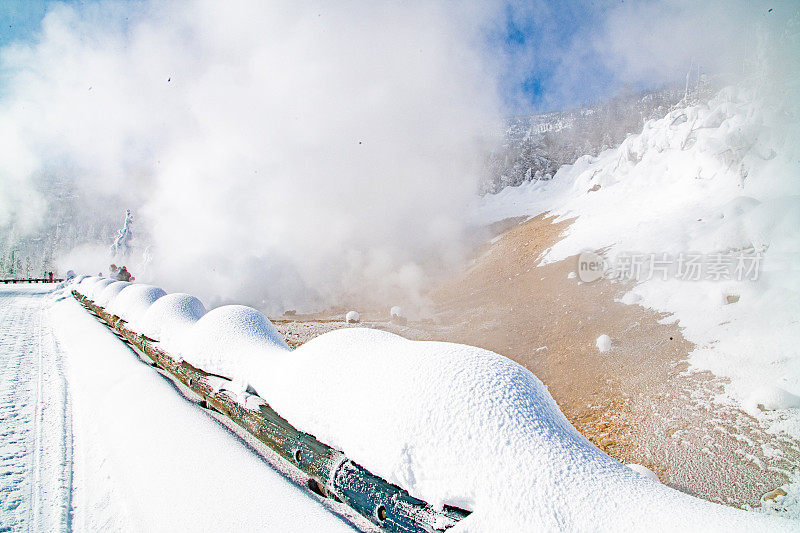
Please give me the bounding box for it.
[179,304,290,381]
[107,284,166,326]
[88,278,115,300]
[94,281,131,308]
[139,293,207,353]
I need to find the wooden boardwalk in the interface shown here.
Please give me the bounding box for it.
[0,279,64,284]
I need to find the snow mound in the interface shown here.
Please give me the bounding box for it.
[180,305,289,382]
[596,334,612,353]
[89,278,116,300]
[70,274,89,288]
[95,281,131,308]
[241,328,787,531]
[746,386,800,415]
[139,293,207,352]
[107,284,166,325]
[389,305,407,324]
[345,310,360,323]
[75,276,102,297]
[626,464,660,483]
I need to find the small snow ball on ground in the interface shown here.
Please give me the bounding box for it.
[626,464,660,483]
[567,271,577,279]
[345,310,360,323]
[596,334,612,353]
[139,293,207,352]
[745,386,800,414]
[389,305,407,325]
[107,284,166,327]
[619,292,642,305]
[181,305,290,381]
[95,281,131,308]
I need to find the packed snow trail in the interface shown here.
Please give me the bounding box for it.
[0,285,71,532]
[0,285,359,532]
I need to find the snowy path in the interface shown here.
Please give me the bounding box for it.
[0,285,360,532]
[0,285,71,532]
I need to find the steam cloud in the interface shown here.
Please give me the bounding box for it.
[0,0,796,313]
[0,0,503,313]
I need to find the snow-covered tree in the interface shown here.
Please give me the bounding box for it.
[481,83,701,194]
[110,209,134,259]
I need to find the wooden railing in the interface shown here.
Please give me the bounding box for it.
[72,290,469,533]
[1,278,64,284]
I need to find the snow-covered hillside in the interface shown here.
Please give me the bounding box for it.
[481,84,694,193]
[477,79,800,500]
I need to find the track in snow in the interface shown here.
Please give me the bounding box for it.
[0,285,71,533]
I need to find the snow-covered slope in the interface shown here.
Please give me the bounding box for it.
[477,82,800,455]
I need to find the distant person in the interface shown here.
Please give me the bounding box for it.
[116,266,131,282]
[48,271,53,282]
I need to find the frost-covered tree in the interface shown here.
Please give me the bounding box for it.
[481,83,711,194]
[110,209,134,259]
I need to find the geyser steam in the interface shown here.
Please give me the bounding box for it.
[0,0,502,312]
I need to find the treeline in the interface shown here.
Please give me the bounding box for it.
[481,79,714,194]
[0,178,127,279]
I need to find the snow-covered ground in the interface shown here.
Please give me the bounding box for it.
[475,80,800,509]
[64,276,798,530]
[0,284,359,532]
[0,285,71,532]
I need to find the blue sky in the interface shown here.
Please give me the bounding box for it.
[0,0,53,48]
[487,0,622,111]
[0,0,677,114]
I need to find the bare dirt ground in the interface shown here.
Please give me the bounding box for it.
[272,214,799,510]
